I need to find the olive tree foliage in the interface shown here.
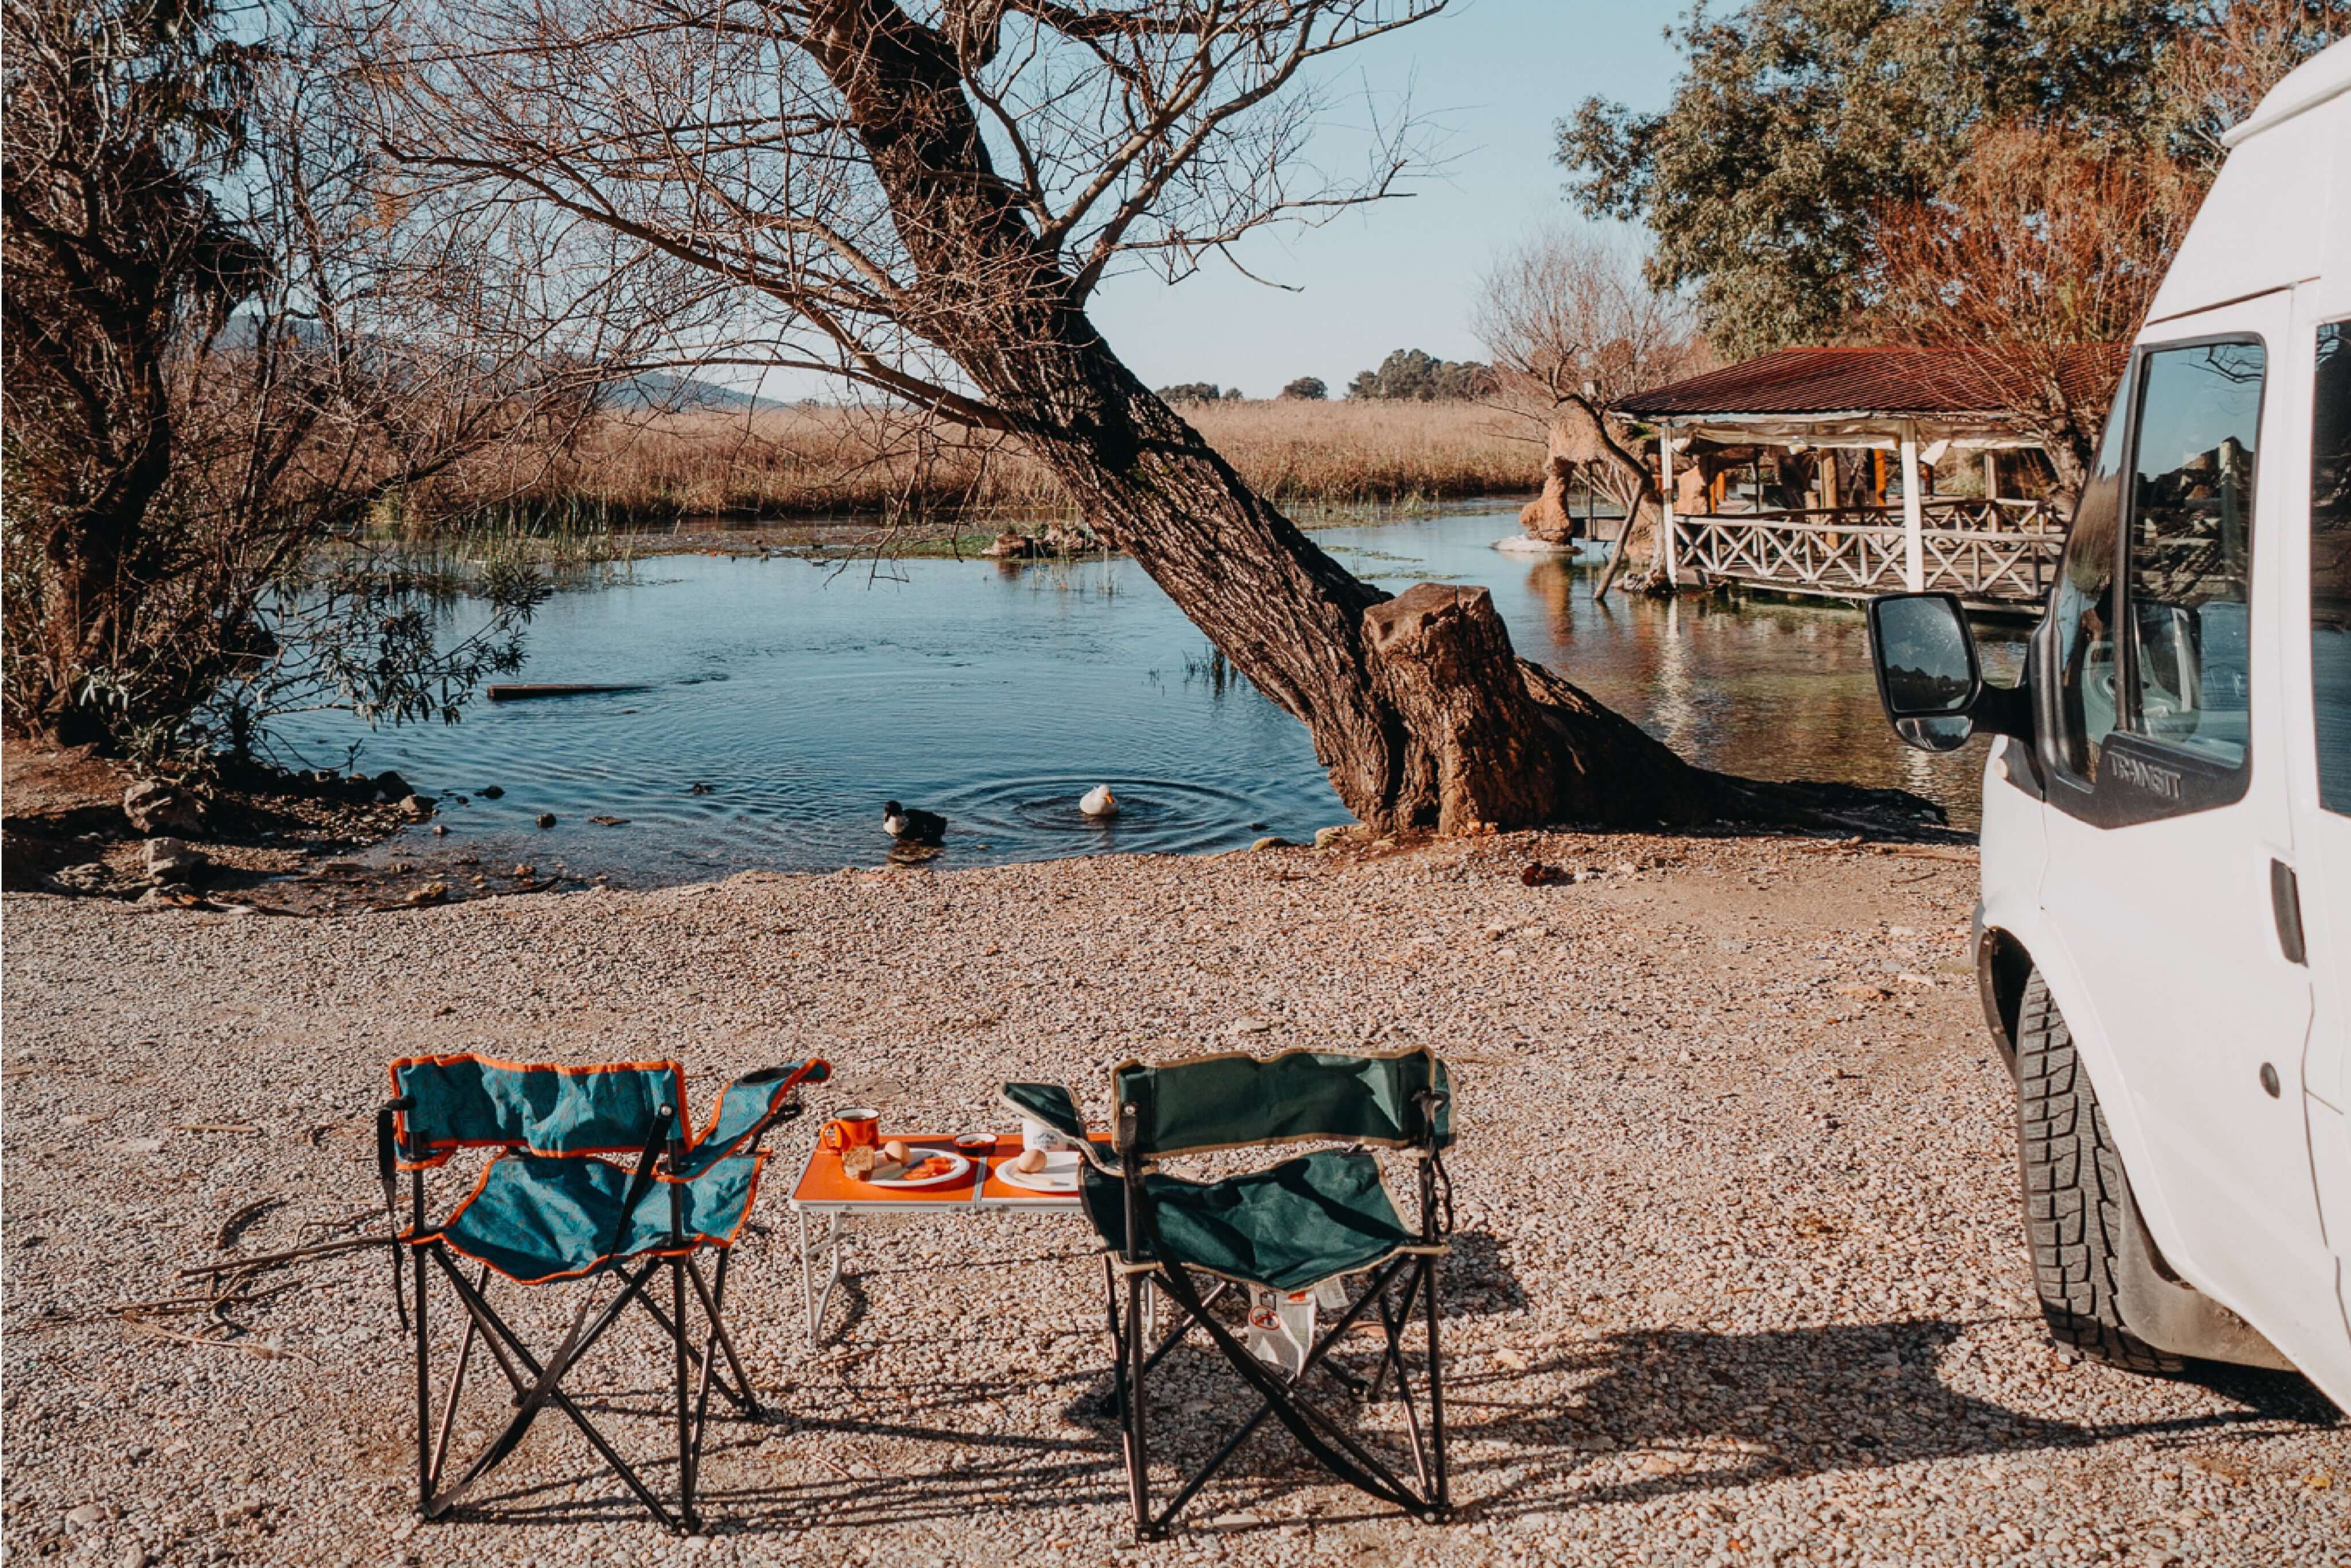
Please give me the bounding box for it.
[1556,0,2342,358]
[1,0,661,762]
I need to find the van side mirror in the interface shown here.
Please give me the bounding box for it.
[1867,592,1989,754]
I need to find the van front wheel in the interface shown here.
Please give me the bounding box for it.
[2014,968,2183,1375]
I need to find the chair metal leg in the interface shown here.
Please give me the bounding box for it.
[1125,1266,1152,1539]
[429,1251,681,1531]
[1141,1256,1413,1538]
[411,1240,430,1519]
[687,1253,759,1416]
[426,1264,488,1496]
[1139,1278,1229,1378]
[672,1257,699,1532]
[1423,1247,1448,1513]
[1101,1255,1124,1422]
[1373,1261,1433,1498]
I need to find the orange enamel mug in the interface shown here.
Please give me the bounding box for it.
[821,1108,882,1153]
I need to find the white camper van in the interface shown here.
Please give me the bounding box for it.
[1865,40,2351,1410]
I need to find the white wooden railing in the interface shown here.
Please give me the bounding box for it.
[1673,499,2064,603]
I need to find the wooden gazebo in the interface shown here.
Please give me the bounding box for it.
[1613,346,2122,606]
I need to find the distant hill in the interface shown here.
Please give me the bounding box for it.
[214,316,778,414]
[606,372,777,412]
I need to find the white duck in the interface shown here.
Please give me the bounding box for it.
[1079,785,1120,819]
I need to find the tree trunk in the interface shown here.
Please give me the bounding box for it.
[811,4,1929,835]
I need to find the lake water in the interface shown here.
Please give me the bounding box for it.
[273,503,2016,884]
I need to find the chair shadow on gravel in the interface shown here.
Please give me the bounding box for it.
[425,1309,2340,1538]
[1438,1229,1528,1317]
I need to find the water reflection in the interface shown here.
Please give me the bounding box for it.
[270,503,2019,884]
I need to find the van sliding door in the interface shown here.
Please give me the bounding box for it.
[2291,316,2351,1355]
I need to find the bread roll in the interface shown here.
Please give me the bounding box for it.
[1012,1148,1048,1175]
[882,1139,910,1163]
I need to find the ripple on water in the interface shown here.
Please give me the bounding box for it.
[925,777,1290,856]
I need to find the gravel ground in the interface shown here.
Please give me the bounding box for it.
[5,832,2347,1567]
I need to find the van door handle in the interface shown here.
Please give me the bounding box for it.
[2271,859,2307,966]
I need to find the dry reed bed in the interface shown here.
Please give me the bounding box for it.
[462,399,1538,523]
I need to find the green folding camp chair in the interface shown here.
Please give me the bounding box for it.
[375,1053,829,1532]
[1004,1045,1456,1539]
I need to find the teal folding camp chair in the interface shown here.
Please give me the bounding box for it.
[1004,1046,1456,1539]
[375,1053,828,1532]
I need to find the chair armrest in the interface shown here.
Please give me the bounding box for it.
[376,1096,416,1209]
[674,1058,831,1178]
[1000,1082,1115,1169]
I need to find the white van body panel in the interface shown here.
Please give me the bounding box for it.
[2146,48,2347,328]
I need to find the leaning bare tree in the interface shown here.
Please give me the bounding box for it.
[354,0,1921,832]
[1475,227,1710,586]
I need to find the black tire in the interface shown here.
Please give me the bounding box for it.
[2013,967,2183,1375]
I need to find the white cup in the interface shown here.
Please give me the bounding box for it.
[1021,1117,1069,1155]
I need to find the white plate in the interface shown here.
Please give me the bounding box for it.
[994,1147,1084,1193]
[856,1150,971,1189]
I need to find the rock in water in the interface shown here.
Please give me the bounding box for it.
[534,813,557,829]
[1518,465,1578,545]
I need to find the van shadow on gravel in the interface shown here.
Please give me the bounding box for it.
[1451,1319,2339,1524]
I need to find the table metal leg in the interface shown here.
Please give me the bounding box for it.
[798,1209,846,1351]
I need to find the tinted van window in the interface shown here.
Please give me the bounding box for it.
[2051,377,2131,780]
[2121,341,2264,769]
[2317,322,2351,815]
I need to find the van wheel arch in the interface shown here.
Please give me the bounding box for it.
[1976,925,2034,1076]
[2012,962,2291,1375]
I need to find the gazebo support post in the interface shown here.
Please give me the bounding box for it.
[1659,422,1679,589]
[1899,423,1926,593]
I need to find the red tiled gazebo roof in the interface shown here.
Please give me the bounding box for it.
[1614,345,2126,420]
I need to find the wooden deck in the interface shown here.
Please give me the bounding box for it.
[1672,498,2063,607]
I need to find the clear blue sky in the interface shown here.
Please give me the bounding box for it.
[1085,1,1679,397]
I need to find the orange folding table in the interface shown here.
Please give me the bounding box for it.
[786,1132,1089,1349]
